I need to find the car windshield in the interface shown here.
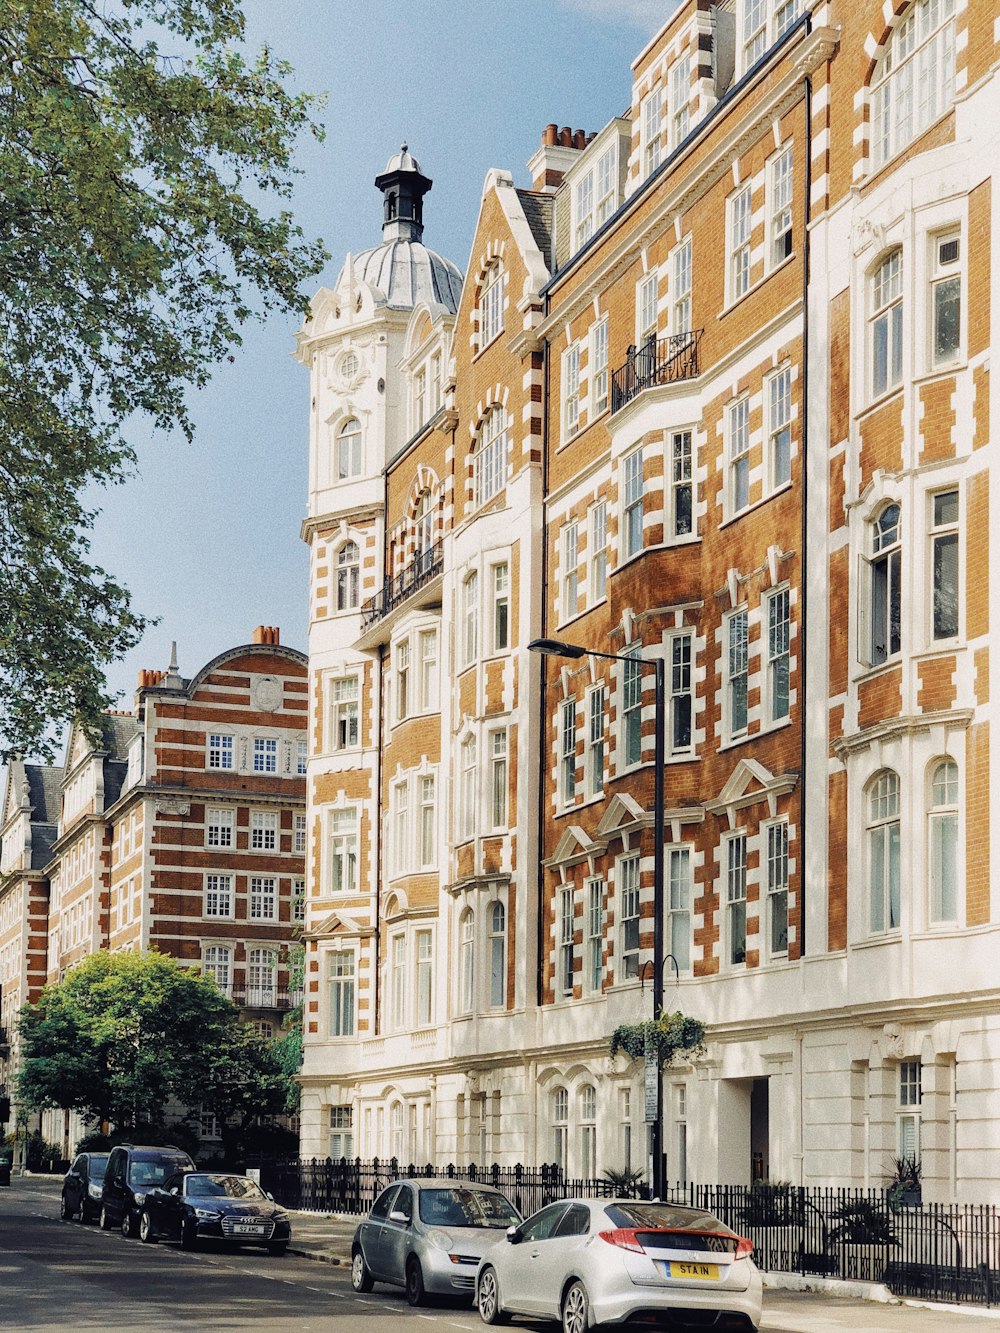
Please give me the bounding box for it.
[184,1174,266,1201]
[128,1156,191,1187]
[88,1154,109,1175]
[418,1187,520,1229]
[604,1202,733,1235]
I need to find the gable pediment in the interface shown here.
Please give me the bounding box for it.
[705,758,798,824]
[309,909,372,940]
[543,824,606,871]
[594,792,649,839]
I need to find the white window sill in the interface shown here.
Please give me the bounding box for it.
[720,252,798,318]
[474,329,505,361]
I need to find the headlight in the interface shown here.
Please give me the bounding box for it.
[194,1208,223,1220]
[426,1228,453,1251]
[132,1191,146,1206]
[88,1184,103,1199]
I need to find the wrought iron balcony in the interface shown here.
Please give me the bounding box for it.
[610,329,703,413]
[361,540,444,631]
[231,988,303,1012]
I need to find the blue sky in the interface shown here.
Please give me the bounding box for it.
[85,0,665,718]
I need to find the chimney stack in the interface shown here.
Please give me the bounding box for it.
[252,625,281,646]
[528,123,594,193]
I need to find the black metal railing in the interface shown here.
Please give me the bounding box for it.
[361,541,444,631]
[231,988,303,1012]
[610,329,703,412]
[254,1163,1000,1308]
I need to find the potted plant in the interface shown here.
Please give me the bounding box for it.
[602,1165,646,1198]
[885,1155,922,1208]
[609,1012,706,1067]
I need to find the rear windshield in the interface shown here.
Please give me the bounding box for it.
[418,1188,520,1229]
[604,1203,734,1235]
[128,1155,192,1187]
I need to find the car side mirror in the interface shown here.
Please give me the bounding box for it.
[265,1191,274,1202]
[506,1225,522,1245]
[388,1209,410,1224]
[170,1187,180,1196]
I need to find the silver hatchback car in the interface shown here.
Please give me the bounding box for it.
[475,1197,762,1332]
[351,1178,522,1305]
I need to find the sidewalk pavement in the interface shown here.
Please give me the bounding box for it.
[286,1209,356,1265]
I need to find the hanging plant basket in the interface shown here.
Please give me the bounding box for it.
[609,1012,706,1068]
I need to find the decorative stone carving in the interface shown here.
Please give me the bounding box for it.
[881,1023,905,1059]
[252,675,283,713]
[154,796,191,816]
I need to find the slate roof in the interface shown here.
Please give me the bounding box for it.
[517,190,555,270]
[340,240,464,313]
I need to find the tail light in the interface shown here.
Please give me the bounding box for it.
[734,1236,754,1261]
[598,1228,645,1253]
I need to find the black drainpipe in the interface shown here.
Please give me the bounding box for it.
[799,58,813,958]
[535,334,552,1007]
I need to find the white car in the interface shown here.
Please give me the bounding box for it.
[476,1197,762,1332]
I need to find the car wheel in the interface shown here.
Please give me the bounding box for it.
[351,1248,374,1292]
[99,1206,114,1231]
[405,1257,426,1307]
[59,1193,72,1221]
[267,1241,287,1257]
[139,1211,157,1244]
[477,1265,509,1324]
[561,1280,590,1333]
[180,1221,197,1251]
[121,1210,136,1239]
[76,1200,90,1224]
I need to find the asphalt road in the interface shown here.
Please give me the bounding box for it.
[3,1177,999,1332]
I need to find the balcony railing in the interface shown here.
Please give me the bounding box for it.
[361,540,444,631]
[231,988,303,1012]
[610,329,703,413]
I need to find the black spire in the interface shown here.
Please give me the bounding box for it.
[374,144,433,243]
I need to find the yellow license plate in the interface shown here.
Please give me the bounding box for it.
[668,1262,720,1281]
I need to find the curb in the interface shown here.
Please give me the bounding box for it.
[764,1271,898,1303]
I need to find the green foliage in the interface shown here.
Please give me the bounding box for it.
[609,1013,706,1067]
[8,1129,64,1172]
[738,1182,803,1226]
[0,0,327,759]
[602,1165,646,1197]
[830,1199,898,1245]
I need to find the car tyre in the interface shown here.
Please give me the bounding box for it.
[99,1206,114,1231]
[351,1248,374,1292]
[121,1209,136,1239]
[77,1199,90,1224]
[268,1241,288,1257]
[59,1193,72,1221]
[180,1221,197,1251]
[561,1280,590,1333]
[405,1257,426,1307]
[139,1211,157,1244]
[477,1265,509,1324]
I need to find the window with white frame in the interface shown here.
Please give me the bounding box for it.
[670,54,691,146]
[330,674,359,751]
[418,629,438,708]
[765,587,790,723]
[206,807,233,848]
[928,759,958,922]
[868,769,901,932]
[489,731,508,829]
[870,0,955,171]
[869,503,902,664]
[413,367,426,431]
[459,907,475,1013]
[728,396,751,514]
[622,650,643,767]
[296,738,308,775]
[741,0,800,69]
[336,541,360,611]
[251,810,278,850]
[205,874,233,919]
[415,928,433,1025]
[668,631,694,755]
[462,571,479,667]
[595,144,617,225]
[392,781,409,876]
[199,1107,222,1140]
[414,488,435,558]
[589,502,607,603]
[562,343,581,440]
[671,236,692,334]
[580,1085,597,1177]
[488,900,506,1008]
[474,407,508,506]
[553,1087,569,1168]
[574,147,617,249]
[622,448,644,558]
[250,876,276,921]
[491,563,509,653]
[621,1087,633,1170]
[389,932,405,1029]
[726,609,749,738]
[930,489,959,641]
[766,820,789,956]
[585,878,603,992]
[574,169,594,249]
[419,775,436,867]
[586,685,605,796]
[207,733,234,771]
[328,950,355,1036]
[328,808,358,893]
[203,945,232,995]
[898,1059,922,1162]
[479,261,504,348]
[294,813,307,854]
[669,430,693,537]
[619,853,640,979]
[247,947,277,1005]
[642,89,662,176]
[251,1020,273,1039]
[727,184,752,303]
[293,877,305,922]
[460,736,477,841]
[557,884,574,997]
[329,1105,354,1158]
[395,640,410,722]
[726,834,747,965]
[430,351,442,413]
[560,698,577,805]
[336,417,362,480]
[930,232,961,367]
[767,146,793,268]
[765,367,792,491]
[870,249,903,398]
[637,272,658,347]
[591,317,609,416]
[668,846,692,971]
[561,522,579,622]
[253,737,277,774]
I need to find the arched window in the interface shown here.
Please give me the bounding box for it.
[336,541,360,611]
[459,908,475,1013]
[868,770,901,932]
[336,417,362,480]
[870,0,956,171]
[552,1087,568,1169]
[579,1085,597,1178]
[488,900,506,1009]
[247,947,277,1007]
[474,407,509,506]
[479,261,504,348]
[870,250,903,399]
[869,503,901,664]
[928,759,958,922]
[203,945,232,996]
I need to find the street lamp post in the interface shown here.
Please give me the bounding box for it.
[529,637,667,1200]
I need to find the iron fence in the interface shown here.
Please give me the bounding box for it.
[255,1162,1000,1308]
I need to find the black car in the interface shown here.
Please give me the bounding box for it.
[138,1172,291,1255]
[60,1152,110,1223]
[100,1144,196,1238]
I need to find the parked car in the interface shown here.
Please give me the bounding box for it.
[99,1144,196,1238]
[475,1198,762,1332]
[137,1171,291,1255]
[60,1152,110,1223]
[351,1179,522,1305]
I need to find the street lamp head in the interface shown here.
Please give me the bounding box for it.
[527,637,587,660]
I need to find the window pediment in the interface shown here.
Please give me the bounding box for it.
[706,758,798,824]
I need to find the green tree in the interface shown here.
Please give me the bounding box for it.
[0,0,326,760]
[17,949,295,1132]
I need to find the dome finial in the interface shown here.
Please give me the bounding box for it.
[400,141,408,154]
